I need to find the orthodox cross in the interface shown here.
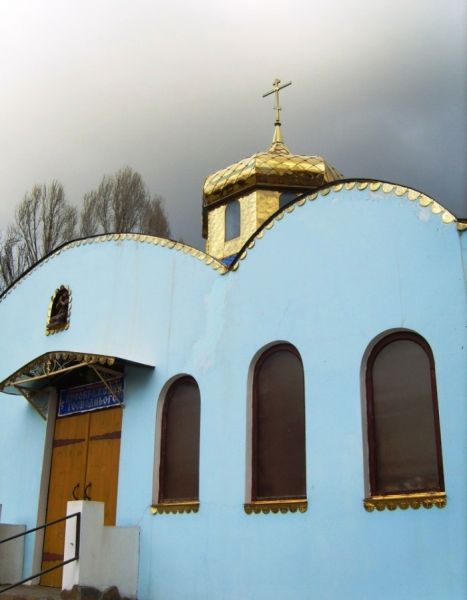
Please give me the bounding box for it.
[262,78,292,127]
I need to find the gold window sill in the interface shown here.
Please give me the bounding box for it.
[244,499,307,515]
[364,491,446,512]
[151,501,199,515]
[46,323,70,336]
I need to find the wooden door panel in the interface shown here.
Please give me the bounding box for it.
[41,406,122,587]
[41,413,89,587]
[86,407,122,526]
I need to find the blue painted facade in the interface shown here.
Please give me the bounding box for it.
[0,183,465,599]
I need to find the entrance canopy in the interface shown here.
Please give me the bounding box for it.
[0,351,154,418]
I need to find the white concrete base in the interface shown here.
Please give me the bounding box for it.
[0,521,26,585]
[62,501,139,599]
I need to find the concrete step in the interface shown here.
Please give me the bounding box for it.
[0,585,130,600]
[0,585,61,600]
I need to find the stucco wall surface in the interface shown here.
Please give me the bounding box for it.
[0,185,465,599]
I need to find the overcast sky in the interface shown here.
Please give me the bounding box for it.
[0,0,465,248]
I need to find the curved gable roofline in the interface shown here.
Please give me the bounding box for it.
[0,233,227,302]
[0,182,462,298]
[228,179,461,272]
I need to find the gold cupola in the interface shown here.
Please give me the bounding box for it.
[203,80,343,263]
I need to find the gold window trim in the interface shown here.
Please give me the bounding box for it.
[244,498,308,515]
[46,285,71,335]
[150,501,199,515]
[364,491,447,512]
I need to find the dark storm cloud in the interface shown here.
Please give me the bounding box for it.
[308,29,467,218]
[0,0,465,249]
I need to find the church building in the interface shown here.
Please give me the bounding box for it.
[0,80,466,600]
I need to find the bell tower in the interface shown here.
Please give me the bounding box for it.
[202,80,342,265]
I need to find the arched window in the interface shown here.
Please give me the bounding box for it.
[46,285,71,334]
[158,376,200,503]
[252,344,306,501]
[366,332,444,497]
[225,200,240,241]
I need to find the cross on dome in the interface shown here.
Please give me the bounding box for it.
[262,78,292,146]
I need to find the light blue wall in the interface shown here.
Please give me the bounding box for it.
[461,229,467,288]
[0,186,465,599]
[0,396,46,577]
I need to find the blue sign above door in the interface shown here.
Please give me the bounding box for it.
[58,378,124,417]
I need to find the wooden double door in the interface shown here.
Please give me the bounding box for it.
[41,406,122,587]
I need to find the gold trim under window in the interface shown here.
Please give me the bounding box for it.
[364,491,446,512]
[244,499,307,515]
[150,501,199,515]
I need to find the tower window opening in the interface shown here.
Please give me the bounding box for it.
[279,191,298,210]
[225,200,241,241]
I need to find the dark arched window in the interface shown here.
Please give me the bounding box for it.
[366,332,444,496]
[159,376,200,502]
[225,200,240,241]
[47,285,71,333]
[252,344,306,500]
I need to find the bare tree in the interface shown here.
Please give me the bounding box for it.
[0,169,172,292]
[15,181,77,265]
[0,181,77,291]
[80,167,171,237]
[0,227,26,289]
[141,195,171,239]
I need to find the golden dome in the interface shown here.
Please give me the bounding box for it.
[203,139,343,208]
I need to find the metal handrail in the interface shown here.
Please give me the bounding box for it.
[0,511,80,594]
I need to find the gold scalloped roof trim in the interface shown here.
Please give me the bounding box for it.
[0,234,227,303]
[0,184,461,301]
[230,181,460,271]
[203,150,342,206]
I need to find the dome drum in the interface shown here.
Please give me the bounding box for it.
[202,146,342,240]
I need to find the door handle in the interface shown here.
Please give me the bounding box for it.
[84,482,92,500]
[72,483,80,500]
